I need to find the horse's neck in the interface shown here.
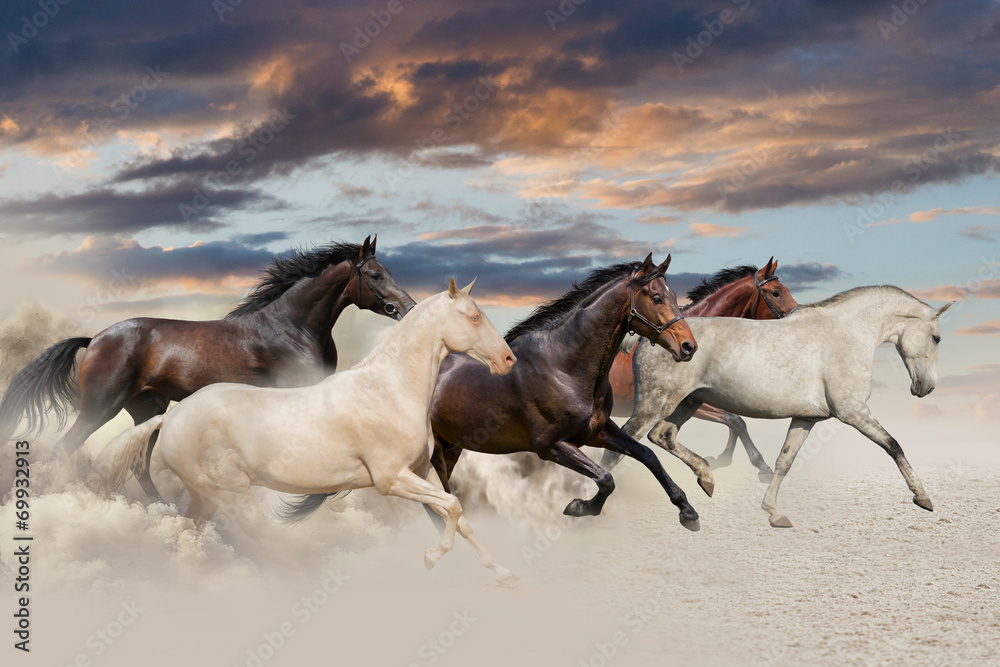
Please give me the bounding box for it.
[265,263,354,336]
[825,291,923,345]
[353,298,449,409]
[553,280,629,385]
[684,279,754,317]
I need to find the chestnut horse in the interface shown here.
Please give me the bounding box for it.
[283,254,703,530]
[0,236,416,500]
[610,259,798,479]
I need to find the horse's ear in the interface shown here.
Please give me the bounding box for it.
[640,253,654,274]
[371,234,377,255]
[657,254,671,274]
[448,277,458,299]
[462,277,476,295]
[360,235,371,259]
[935,301,956,318]
[763,257,775,277]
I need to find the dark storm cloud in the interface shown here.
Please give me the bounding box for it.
[0,182,281,237]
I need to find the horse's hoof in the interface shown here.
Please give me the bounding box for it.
[680,517,701,532]
[424,549,441,570]
[698,477,715,497]
[769,514,793,528]
[563,498,600,517]
[495,570,519,588]
[913,495,934,512]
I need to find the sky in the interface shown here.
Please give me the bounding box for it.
[0,0,997,421]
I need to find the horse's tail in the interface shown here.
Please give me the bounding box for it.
[619,335,640,355]
[0,336,92,444]
[276,491,352,523]
[88,414,163,497]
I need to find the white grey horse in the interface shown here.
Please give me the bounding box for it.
[601,286,953,527]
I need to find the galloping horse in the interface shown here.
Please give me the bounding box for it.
[602,286,953,527]
[0,236,416,499]
[610,259,798,479]
[282,254,703,530]
[91,279,519,585]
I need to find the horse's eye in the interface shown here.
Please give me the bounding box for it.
[371,272,382,280]
[471,315,480,323]
[652,294,663,304]
[932,335,941,344]
[771,290,780,297]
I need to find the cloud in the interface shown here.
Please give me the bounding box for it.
[961,225,997,242]
[0,182,283,237]
[954,320,1000,336]
[231,231,289,247]
[908,206,1000,222]
[778,262,844,289]
[911,279,1000,302]
[689,222,746,238]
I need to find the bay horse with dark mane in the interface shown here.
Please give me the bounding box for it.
[281,254,703,530]
[610,258,798,481]
[0,236,416,499]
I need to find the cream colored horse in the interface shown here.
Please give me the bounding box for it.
[91,278,519,585]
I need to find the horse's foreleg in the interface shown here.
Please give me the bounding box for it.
[841,408,932,512]
[424,467,516,587]
[760,418,815,528]
[540,440,616,518]
[600,395,672,471]
[591,422,700,531]
[646,397,715,497]
[385,469,462,570]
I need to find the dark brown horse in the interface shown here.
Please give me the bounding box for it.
[609,259,798,479]
[0,236,416,499]
[281,254,702,529]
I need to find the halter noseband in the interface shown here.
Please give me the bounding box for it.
[751,272,798,319]
[627,271,685,346]
[355,255,399,317]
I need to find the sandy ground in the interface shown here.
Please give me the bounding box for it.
[0,413,998,667]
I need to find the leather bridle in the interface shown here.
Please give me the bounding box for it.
[627,271,685,346]
[355,255,400,318]
[751,272,798,319]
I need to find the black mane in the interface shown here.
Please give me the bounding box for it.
[226,242,362,318]
[686,265,758,305]
[505,262,657,343]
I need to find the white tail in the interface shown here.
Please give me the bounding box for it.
[88,415,164,497]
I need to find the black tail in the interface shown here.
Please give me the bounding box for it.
[275,491,351,523]
[0,337,91,442]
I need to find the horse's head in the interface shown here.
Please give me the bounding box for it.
[748,257,799,319]
[440,278,516,375]
[353,235,417,320]
[628,254,697,361]
[896,301,954,397]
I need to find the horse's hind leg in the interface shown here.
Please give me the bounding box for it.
[124,390,170,502]
[590,422,700,531]
[700,406,774,482]
[424,466,516,587]
[646,397,715,497]
[840,407,932,512]
[539,440,616,518]
[384,469,463,570]
[760,418,814,528]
